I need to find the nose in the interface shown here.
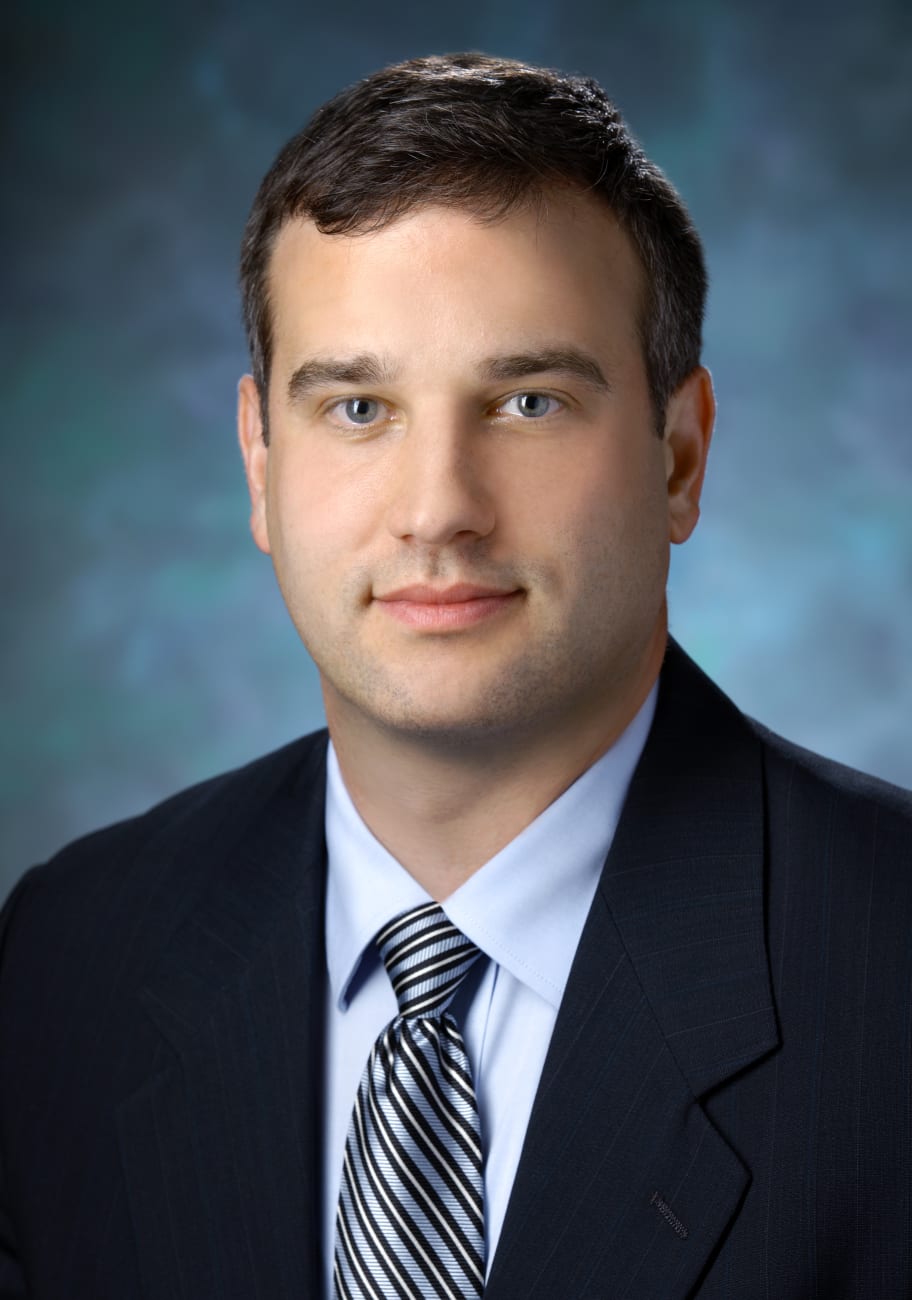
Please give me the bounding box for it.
[385,415,496,548]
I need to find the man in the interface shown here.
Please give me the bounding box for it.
[1,53,909,1300]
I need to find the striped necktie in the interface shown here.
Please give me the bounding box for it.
[334,901,486,1299]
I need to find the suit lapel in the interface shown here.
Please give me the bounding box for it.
[117,738,329,1300]
[486,643,779,1299]
[115,644,778,1299]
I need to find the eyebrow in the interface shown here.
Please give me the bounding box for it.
[287,354,398,403]
[479,348,612,393]
[286,345,612,403]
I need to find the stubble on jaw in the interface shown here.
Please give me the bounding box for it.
[312,542,668,765]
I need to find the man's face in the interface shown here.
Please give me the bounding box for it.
[239,194,711,752]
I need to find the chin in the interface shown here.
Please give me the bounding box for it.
[377,702,509,742]
[323,653,577,746]
[372,685,571,752]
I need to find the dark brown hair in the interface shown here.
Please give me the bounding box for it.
[240,53,707,436]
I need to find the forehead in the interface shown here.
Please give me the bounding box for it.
[266,194,645,366]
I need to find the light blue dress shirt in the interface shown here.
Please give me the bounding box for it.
[322,684,656,1296]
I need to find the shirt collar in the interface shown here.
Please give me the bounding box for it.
[325,684,656,1012]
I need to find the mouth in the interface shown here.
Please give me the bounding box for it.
[373,583,523,630]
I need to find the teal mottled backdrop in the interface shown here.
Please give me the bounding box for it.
[3,0,911,896]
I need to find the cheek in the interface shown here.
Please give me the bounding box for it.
[264,460,331,594]
[266,449,359,560]
[531,446,669,591]
[515,440,660,535]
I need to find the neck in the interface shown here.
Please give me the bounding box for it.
[324,634,665,901]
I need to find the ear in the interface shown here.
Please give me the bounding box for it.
[237,374,271,555]
[662,366,715,544]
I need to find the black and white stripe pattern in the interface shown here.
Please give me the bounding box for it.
[334,902,486,1300]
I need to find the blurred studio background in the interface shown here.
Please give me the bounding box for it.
[3,0,911,898]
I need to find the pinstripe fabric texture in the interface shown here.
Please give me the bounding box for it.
[334,903,485,1300]
[2,644,911,1297]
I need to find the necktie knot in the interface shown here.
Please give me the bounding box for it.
[375,901,481,1019]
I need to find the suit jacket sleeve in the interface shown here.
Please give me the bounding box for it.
[0,869,34,1299]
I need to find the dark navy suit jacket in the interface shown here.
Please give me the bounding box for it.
[1,641,910,1298]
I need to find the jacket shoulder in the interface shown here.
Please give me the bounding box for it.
[1,730,329,964]
[44,728,326,859]
[752,717,912,823]
[749,717,912,906]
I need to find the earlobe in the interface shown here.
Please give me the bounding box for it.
[663,366,715,545]
[237,374,272,555]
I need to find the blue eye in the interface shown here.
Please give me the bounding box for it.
[503,392,560,418]
[343,397,381,424]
